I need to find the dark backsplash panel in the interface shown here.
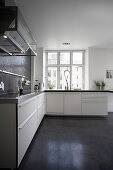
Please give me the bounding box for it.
[0,53,31,94]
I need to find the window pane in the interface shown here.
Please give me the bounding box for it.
[60,67,70,89]
[48,67,57,89]
[72,66,82,89]
[60,53,70,64]
[73,52,83,64]
[48,53,57,64]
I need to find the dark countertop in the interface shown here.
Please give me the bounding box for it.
[0,91,44,104]
[45,89,113,93]
[0,89,113,104]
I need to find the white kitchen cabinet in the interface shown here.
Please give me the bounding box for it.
[18,93,46,166]
[82,92,108,115]
[1,93,46,167]
[18,109,37,165]
[108,93,113,112]
[46,92,63,114]
[64,92,81,115]
[37,93,46,126]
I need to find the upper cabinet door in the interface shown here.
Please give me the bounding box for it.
[64,92,81,115]
[46,92,63,114]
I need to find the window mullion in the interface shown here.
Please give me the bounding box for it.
[70,52,72,89]
[57,52,60,89]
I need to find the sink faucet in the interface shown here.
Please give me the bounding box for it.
[64,69,70,90]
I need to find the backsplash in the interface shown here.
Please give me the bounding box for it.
[0,52,31,94]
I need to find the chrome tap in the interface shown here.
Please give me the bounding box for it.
[64,69,70,90]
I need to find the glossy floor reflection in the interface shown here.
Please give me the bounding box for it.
[18,114,113,170]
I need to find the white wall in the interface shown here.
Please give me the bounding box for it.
[85,49,89,89]
[88,47,113,90]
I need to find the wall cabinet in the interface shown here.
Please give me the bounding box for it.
[46,92,63,114]
[64,92,81,115]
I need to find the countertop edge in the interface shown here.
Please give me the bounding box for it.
[0,90,113,104]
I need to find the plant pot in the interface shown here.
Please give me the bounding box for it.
[101,86,105,91]
[96,86,101,90]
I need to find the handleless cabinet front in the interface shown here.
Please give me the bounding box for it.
[46,92,63,114]
[18,109,37,166]
[82,92,108,115]
[64,92,81,115]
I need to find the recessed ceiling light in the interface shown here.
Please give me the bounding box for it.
[3,34,7,39]
[62,43,70,45]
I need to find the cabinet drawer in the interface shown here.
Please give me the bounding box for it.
[37,93,45,105]
[18,97,38,126]
[18,109,37,166]
[82,102,107,115]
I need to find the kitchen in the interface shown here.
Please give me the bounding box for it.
[0,0,113,170]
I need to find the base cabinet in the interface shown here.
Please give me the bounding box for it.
[82,93,108,115]
[18,93,45,166]
[0,93,46,169]
[46,92,108,116]
[18,109,37,165]
[0,91,108,169]
[46,92,63,114]
[64,93,81,115]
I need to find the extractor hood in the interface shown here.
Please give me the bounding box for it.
[0,2,37,56]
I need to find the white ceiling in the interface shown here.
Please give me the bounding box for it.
[13,0,113,50]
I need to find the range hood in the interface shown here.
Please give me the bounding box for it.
[0,2,37,56]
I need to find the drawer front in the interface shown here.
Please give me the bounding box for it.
[18,97,38,126]
[37,93,45,106]
[18,109,37,166]
[82,102,108,115]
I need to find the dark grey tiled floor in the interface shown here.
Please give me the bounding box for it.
[18,114,113,170]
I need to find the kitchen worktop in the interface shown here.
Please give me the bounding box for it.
[0,91,44,104]
[0,89,113,104]
[45,89,113,92]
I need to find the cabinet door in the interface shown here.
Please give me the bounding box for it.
[37,94,44,126]
[82,92,108,115]
[46,92,63,114]
[18,109,37,166]
[64,92,81,115]
[18,96,37,126]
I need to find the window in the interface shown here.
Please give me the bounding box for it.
[46,51,84,90]
[48,67,57,89]
[60,53,70,64]
[72,66,82,89]
[60,67,70,89]
[73,52,83,64]
[48,53,57,64]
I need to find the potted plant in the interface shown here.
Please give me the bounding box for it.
[48,83,55,90]
[101,81,106,90]
[94,80,101,90]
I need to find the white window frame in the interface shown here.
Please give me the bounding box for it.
[46,50,85,89]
